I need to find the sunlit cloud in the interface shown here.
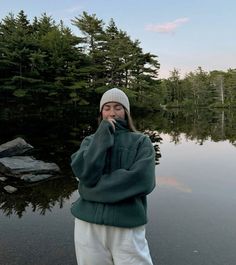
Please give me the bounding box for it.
[146,17,189,33]
[64,5,82,14]
[157,176,192,193]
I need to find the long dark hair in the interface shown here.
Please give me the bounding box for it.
[124,109,137,132]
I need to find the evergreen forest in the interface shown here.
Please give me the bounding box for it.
[0,10,236,110]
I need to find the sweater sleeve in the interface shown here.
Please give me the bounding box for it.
[70,120,114,187]
[79,136,156,203]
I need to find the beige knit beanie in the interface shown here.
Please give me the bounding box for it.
[99,88,130,112]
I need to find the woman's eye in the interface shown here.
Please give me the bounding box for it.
[115,106,122,110]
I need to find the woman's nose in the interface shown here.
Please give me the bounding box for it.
[109,108,116,117]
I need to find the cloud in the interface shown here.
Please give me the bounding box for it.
[64,5,82,14]
[146,17,189,33]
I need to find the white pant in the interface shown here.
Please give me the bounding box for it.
[74,218,153,265]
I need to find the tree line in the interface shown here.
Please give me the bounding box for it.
[0,10,160,109]
[0,10,235,110]
[161,67,236,109]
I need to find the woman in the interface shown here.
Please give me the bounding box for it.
[71,88,156,265]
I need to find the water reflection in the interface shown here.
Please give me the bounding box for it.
[0,177,77,217]
[157,176,192,193]
[1,105,236,219]
[1,105,236,265]
[135,108,236,146]
[0,109,162,218]
[144,129,162,164]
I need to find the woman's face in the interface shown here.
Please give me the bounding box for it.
[102,102,125,120]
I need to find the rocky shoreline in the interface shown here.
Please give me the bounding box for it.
[0,137,61,193]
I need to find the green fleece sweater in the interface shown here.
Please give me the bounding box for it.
[71,118,156,228]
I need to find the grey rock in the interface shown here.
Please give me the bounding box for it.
[4,185,18,193]
[0,156,61,179]
[0,176,7,181]
[21,173,55,182]
[0,137,33,158]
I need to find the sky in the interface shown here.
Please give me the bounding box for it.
[0,0,235,78]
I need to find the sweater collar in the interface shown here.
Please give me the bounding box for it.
[114,118,129,133]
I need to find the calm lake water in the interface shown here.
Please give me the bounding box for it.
[0,107,236,265]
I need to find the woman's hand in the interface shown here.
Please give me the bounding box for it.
[106,118,116,131]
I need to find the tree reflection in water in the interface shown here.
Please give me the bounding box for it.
[0,176,77,217]
[2,104,236,219]
[144,129,162,164]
